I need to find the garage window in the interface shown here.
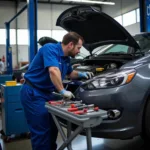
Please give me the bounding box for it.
[17,29,52,45]
[123,10,136,26]
[38,30,51,41]
[114,16,122,25]
[52,30,68,42]
[17,29,28,45]
[0,29,16,45]
[136,8,140,22]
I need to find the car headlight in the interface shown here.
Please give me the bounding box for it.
[84,69,136,90]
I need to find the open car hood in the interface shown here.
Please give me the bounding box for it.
[56,6,140,53]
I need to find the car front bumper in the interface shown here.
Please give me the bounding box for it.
[73,82,145,139]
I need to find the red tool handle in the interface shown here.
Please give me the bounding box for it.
[73,109,87,115]
[70,104,85,108]
[48,101,63,105]
[68,108,78,112]
[94,107,99,111]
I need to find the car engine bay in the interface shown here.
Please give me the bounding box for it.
[64,54,142,93]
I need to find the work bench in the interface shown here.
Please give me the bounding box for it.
[45,101,108,150]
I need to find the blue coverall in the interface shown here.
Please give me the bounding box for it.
[20,42,73,150]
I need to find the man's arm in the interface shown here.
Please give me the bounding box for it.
[68,70,94,79]
[48,66,64,92]
[49,66,75,99]
[68,70,79,79]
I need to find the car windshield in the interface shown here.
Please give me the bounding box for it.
[94,33,150,55]
[74,33,150,59]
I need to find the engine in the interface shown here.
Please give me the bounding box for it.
[74,62,118,75]
[64,60,124,93]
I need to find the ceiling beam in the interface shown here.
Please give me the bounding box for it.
[38,0,102,6]
[0,0,102,6]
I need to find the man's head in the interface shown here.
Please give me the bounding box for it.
[62,32,84,58]
[0,59,1,61]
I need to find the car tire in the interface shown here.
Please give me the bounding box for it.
[141,98,150,142]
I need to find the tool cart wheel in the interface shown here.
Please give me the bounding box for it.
[141,98,150,142]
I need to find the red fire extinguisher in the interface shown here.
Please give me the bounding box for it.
[2,55,5,62]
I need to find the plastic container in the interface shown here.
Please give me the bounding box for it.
[96,68,104,72]
[5,81,17,86]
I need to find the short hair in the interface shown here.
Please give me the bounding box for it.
[0,59,1,61]
[62,32,84,45]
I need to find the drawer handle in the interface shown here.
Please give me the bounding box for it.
[15,108,23,112]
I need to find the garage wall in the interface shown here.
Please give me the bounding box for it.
[125,23,140,35]
[0,0,141,68]
[102,0,140,35]
[17,2,72,30]
[0,1,73,68]
[102,0,139,18]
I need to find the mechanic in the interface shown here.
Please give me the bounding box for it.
[20,32,94,150]
[38,36,81,69]
[19,37,58,84]
[0,58,5,74]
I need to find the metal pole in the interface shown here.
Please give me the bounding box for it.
[139,0,145,32]
[27,0,38,63]
[58,126,83,150]
[67,121,72,150]
[15,0,19,67]
[5,22,12,74]
[52,115,67,142]
[5,3,27,74]
[86,128,92,150]
[8,4,27,24]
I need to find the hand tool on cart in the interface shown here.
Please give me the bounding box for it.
[67,104,94,112]
[48,99,83,106]
[70,103,85,108]
[45,101,110,150]
[73,107,99,115]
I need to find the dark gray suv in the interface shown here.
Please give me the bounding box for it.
[56,5,150,141]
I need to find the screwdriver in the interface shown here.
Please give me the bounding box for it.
[73,107,99,115]
[48,100,64,105]
[86,107,99,113]
[70,103,85,108]
[73,109,87,115]
[68,104,94,112]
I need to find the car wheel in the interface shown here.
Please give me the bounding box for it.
[141,98,150,142]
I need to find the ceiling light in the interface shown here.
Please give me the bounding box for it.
[63,0,115,5]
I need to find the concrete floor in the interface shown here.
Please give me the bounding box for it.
[0,133,147,150]
[0,103,147,150]
[0,119,148,150]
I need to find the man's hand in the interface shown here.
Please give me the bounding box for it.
[78,72,94,79]
[59,89,75,100]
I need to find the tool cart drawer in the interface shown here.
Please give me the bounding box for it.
[1,84,29,136]
[1,84,22,103]
[5,103,28,135]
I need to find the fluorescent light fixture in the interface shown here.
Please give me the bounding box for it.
[63,0,115,5]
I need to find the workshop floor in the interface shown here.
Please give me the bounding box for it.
[0,115,148,150]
